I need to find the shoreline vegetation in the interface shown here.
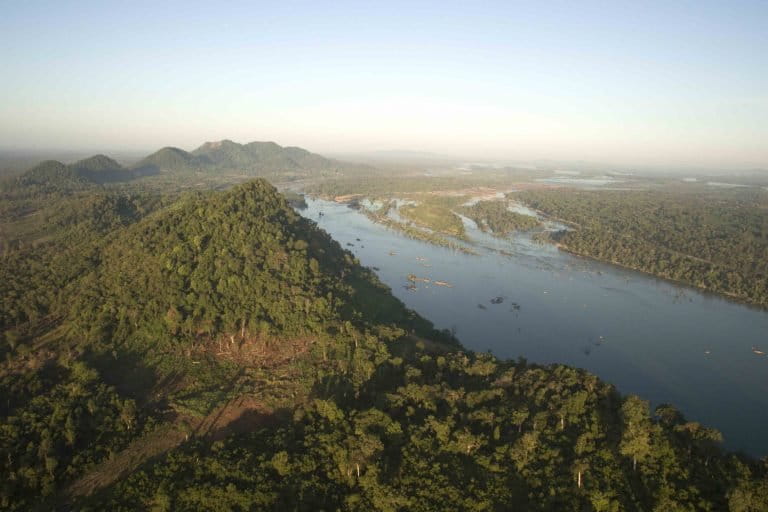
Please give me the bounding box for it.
[314,192,547,255]
[358,199,478,255]
[309,181,768,310]
[516,189,768,309]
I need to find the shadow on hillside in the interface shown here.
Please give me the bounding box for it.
[85,350,160,403]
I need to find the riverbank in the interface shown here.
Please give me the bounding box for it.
[300,196,768,457]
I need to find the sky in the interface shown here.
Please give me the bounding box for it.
[1,0,766,169]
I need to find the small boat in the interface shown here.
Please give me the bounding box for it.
[434,281,453,287]
[389,251,397,256]
[752,346,765,355]
[704,350,711,355]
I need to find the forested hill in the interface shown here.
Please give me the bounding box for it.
[127,139,374,178]
[2,139,375,194]
[0,180,766,511]
[6,155,148,192]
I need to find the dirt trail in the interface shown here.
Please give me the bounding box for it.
[63,395,271,501]
[63,423,187,499]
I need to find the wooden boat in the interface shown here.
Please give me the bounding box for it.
[434,281,453,287]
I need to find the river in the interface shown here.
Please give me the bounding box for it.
[301,197,768,456]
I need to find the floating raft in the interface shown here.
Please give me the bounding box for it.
[407,273,430,283]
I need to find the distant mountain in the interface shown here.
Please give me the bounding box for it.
[9,155,148,191]
[134,146,203,174]
[68,154,137,184]
[4,140,375,194]
[189,139,372,176]
[14,160,87,189]
[191,140,328,172]
[130,139,373,177]
[69,154,122,174]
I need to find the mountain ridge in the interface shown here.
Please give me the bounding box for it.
[5,139,375,191]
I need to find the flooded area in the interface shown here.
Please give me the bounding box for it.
[301,197,768,456]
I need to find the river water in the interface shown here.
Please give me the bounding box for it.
[301,198,768,456]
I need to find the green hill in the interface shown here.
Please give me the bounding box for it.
[68,154,142,184]
[14,159,87,189]
[133,146,202,174]
[190,139,373,176]
[69,154,122,174]
[132,140,369,177]
[65,179,433,352]
[7,154,144,192]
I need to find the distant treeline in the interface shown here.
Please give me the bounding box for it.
[459,200,540,236]
[517,189,768,307]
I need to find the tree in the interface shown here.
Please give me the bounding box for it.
[574,431,596,489]
[619,396,652,471]
[511,406,529,434]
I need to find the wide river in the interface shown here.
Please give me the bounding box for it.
[301,198,768,456]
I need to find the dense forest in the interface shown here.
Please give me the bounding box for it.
[89,349,768,512]
[1,177,766,510]
[517,189,768,307]
[459,200,540,236]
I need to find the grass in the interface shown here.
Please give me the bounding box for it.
[398,195,467,238]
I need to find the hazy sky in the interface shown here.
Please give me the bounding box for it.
[1,1,766,168]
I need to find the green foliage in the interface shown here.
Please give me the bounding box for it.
[8,160,88,192]
[459,199,540,236]
[89,352,765,512]
[360,200,476,254]
[136,146,203,174]
[64,180,433,351]
[398,197,467,238]
[518,189,768,307]
[0,360,151,510]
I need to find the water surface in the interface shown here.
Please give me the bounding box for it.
[302,198,768,456]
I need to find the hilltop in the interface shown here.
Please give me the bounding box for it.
[134,139,373,177]
[135,146,202,174]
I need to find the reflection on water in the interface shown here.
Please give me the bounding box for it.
[301,198,768,456]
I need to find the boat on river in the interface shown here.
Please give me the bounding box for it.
[407,274,430,283]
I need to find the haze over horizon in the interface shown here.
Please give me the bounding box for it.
[1,1,766,170]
